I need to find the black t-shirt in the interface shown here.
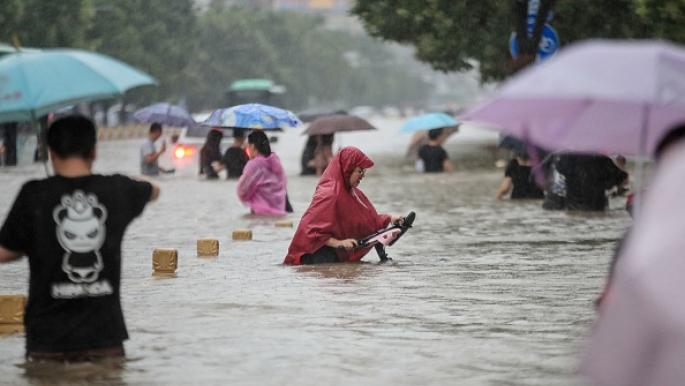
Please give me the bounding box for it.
[0,174,152,352]
[300,137,317,176]
[418,144,448,173]
[505,159,544,199]
[200,145,222,179]
[222,147,248,179]
[556,154,628,211]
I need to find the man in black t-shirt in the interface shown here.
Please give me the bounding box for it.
[0,115,159,361]
[556,153,627,211]
[211,128,249,179]
[221,128,248,179]
[496,152,544,200]
[417,128,454,173]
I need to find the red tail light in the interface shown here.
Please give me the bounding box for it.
[174,145,195,159]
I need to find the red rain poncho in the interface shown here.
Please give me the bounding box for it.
[284,147,391,265]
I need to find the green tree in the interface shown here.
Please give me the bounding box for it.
[0,0,93,48]
[185,5,280,110]
[185,3,430,111]
[352,0,654,81]
[87,0,197,103]
[637,0,685,42]
[1,1,431,114]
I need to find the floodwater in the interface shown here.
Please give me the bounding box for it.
[0,118,630,385]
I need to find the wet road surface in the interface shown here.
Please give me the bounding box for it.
[0,119,630,385]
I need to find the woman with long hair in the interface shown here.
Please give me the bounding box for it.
[236,130,288,215]
[199,128,223,179]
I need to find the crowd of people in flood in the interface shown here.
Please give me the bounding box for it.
[0,112,678,378]
[136,119,633,225]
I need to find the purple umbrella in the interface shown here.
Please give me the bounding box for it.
[464,39,685,157]
[133,102,195,127]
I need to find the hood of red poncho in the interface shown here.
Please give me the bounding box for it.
[284,147,390,265]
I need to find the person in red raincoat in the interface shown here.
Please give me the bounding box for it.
[284,146,402,265]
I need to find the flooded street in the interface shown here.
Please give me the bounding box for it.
[0,118,630,385]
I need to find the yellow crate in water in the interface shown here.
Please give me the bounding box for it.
[197,239,219,257]
[232,229,252,241]
[275,220,293,228]
[152,248,178,274]
[0,295,26,334]
[0,295,26,326]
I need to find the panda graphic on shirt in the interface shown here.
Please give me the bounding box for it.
[51,190,113,298]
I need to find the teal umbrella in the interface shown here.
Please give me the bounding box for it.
[0,43,40,58]
[0,43,17,57]
[0,49,156,124]
[400,112,460,133]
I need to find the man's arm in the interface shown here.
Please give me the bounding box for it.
[443,159,454,172]
[131,176,160,202]
[143,141,166,164]
[149,183,160,202]
[0,245,22,263]
[496,177,513,200]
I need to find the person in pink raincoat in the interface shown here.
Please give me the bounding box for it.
[236,130,287,216]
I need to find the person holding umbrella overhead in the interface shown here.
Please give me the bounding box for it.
[302,114,376,176]
[311,134,335,176]
[495,149,544,200]
[400,113,459,173]
[203,103,300,213]
[298,110,347,175]
[199,128,223,179]
[300,135,318,176]
[140,123,173,176]
[418,127,454,173]
[134,102,194,176]
[212,128,249,179]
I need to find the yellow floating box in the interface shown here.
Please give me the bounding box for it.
[232,229,252,241]
[197,239,219,257]
[0,295,26,334]
[275,220,293,228]
[0,324,23,334]
[152,248,178,274]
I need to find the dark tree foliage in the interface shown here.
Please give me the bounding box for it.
[0,1,431,111]
[351,0,679,81]
[0,0,92,48]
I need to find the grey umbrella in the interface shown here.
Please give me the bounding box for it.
[133,102,195,127]
[303,114,376,136]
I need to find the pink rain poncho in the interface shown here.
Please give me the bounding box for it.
[236,153,287,216]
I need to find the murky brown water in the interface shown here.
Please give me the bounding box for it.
[0,119,630,385]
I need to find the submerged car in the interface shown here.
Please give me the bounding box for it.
[169,124,279,177]
[167,125,232,176]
